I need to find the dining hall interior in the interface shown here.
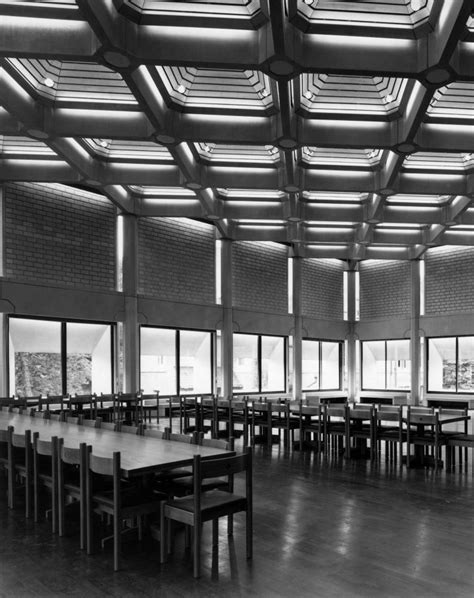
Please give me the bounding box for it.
[0,1,474,597]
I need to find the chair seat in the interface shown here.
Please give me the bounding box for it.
[92,486,164,515]
[166,489,247,522]
[165,476,228,495]
[446,434,474,447]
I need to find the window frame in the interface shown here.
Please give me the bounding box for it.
[139,325,215,396]
[361,338,411,392]
[233,332,287,395]
[8,314,115,396]
[426,334,474,394]
[302,338,343,392]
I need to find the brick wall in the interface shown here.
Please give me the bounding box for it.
[360,260,411,319]
[138,217,215,304]
[232,241,287,313]
[301,259,344,319]
[3,182,115,291]
[425,246,474,315]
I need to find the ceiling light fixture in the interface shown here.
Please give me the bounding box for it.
[384,94,394,104]
[43,77,55,88]
[99,139,109,148]
[260,88,270,98]
[411,0,423,11]
[303,91,313,100]
[177,84,186,94]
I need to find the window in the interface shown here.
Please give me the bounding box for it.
[140,327,213,395]
[9,317,114,396]
[233,333,286,394]
[361,339,410,391]
[302,339,342,391]
[428,336,474,393]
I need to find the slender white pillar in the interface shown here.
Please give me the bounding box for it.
[410,260,421,405]
[121,213,139,393]
[292,256,303,401]
[221,239,233,400]
[346,269,357,402]
[0,185,8,396]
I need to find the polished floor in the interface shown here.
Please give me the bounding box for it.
[0,441,473,598]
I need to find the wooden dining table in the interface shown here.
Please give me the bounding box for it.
[0,411,233,479]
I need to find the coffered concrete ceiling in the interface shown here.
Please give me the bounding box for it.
[2,0,474,261]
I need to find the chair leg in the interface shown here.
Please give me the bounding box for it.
[227,514,233,536]
[246,508,252,560]
[193,524,202,578]
[212,518,218,551]
[113,515,121,572]
[159,502,167,564]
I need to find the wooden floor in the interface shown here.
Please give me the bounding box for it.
[0,442,473,598]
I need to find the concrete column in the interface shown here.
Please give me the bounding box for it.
[346,269,357,402]
[292,256,303,401]
[0,185,8,396]
[410,260,421,405]
[221,239,233,400]
[120,213,139,393]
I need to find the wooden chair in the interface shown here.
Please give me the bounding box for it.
[86,450,164,571]
[346,404,376,460]
[58,440,89,549]
[79,416,103,428]
[7,426,33,517]
[143,428,167,439]
[160,446,253,578]
[406,409,447,471]
[164,436,235,497]
[0,427,9,479]
[33,433,59,531]
[119,422,144,435]
[438,407,470,469]
[297,402,323,451]
[138,391,160,423]
[374,405,405,464]
[69,394,97,420]
[41,394,67,414]
[323,404,348,456]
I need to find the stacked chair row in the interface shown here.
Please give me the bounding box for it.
[0,405,252,578]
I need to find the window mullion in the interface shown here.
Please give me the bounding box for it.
[61,322,67,396]
[176,330,180,396]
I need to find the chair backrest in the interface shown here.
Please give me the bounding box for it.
[409,406,434,414]
[119,423,143,435]
[33,433,59,461]
[192,446,252,500]
[88,451,119,477]
[59,439,89,466]
[101,421,120,431]
[166,428,194,443]
[376,404,402,423]
[143,428,167,439]
[199,435,234,451]
[80,416,102,428]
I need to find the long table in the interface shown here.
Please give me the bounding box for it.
[0,411,232,478]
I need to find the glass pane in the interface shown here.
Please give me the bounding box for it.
[67,323,112,395]
[261,336,285,392]
[233,334,258,393]
[321,342,340,390]
[458,337,474,391]
[140,328,176,394]
[179,330,212,394]
[302,340,320,391]
[362,340,385,389]
[428,337,456,392]
[9,318,61,396]
[386,339,411,390]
